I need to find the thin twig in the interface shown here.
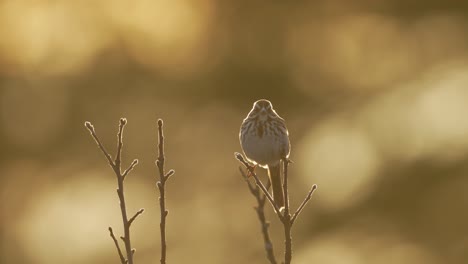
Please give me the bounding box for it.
[239,167,277,264]
[235,153,282,218]
[115,118,125,169]
[129,208,145,226]
[156,119,174,264]
[84,122,114,167]
[291,184,317,225]
[235,152,317,264]
[123,159,139,180]
[115,119,134,264]
[282,159,292,264]
[85,119,143,264]
[109,227,126,264]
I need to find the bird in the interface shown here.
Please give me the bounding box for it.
[239,99,290,208]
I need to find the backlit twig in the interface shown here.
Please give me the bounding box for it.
[235,152,317,264]
[85,119,143,264]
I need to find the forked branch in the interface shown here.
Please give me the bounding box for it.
[85,119,144,264]
[239,167,277,264]
[291,184,317,225]
[235,153,282,217]
[156,119,175,264]
[235,152,317,264]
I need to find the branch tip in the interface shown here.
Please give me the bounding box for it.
[84,121,94,131]
[128,208,145,226]
[158,119,163,127]
[89,119,138,264]
[291,183,318,225]
[235,152,244,162]
[108,226,125,264]
[165,169,175,179]
[120,118,127,126]
[122,159,139,179]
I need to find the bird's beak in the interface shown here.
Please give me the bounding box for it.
[260,108,267,115]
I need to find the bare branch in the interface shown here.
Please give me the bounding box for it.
[239,167,257,195]
[291,184,317,225]
[109,227,126,264]
[239,167,277,264]
[122,159,139,180]
[235,153,282,218]
[84,121,114,167]
[235,152,317,264]
[156,118,174,264]
[128,208,145,226]
[86,119,141,264]
[115,118,127,169]
[282,159,292,264]
[165,169,175,181]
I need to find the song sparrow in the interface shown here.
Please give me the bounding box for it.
[239,99,290,208]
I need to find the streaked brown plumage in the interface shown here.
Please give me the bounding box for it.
[239,99,290,208]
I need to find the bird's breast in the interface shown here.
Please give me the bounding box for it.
[241,132,284,166]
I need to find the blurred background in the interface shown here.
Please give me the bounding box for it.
[1,0,468,263]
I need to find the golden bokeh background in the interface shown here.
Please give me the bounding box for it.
[1,0,468,263]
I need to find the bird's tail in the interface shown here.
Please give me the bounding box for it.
[268,163,284,208]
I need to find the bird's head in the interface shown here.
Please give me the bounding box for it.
[250,99,275,121]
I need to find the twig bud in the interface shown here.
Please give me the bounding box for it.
[165,169,175,179]
[235,152,245,162]
[120,118,127,126]
[158,119,163,127]
[84,121,94,131]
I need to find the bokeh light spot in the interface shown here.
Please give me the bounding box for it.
[298,119,381,210]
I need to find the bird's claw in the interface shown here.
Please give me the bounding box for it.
[247,164,257,177]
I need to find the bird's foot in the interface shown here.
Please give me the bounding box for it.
[246,164,257,177]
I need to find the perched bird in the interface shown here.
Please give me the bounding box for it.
[239,99,290,208]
